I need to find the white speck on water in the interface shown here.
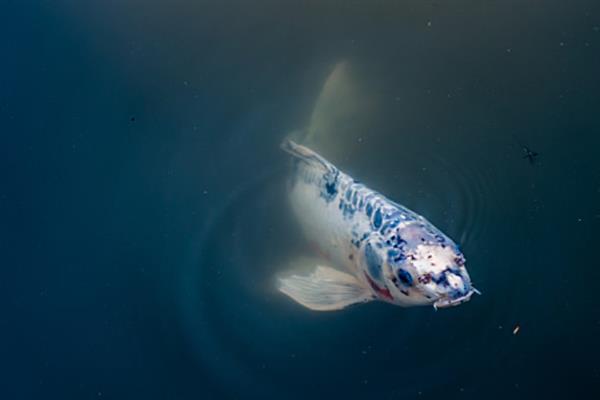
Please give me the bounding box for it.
[559,41,565,47]
[506,48,512,53]
[427,21,432,27]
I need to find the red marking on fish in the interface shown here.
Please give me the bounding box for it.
[418,273,432,284]
[308,240,330,261]
[364,273,394,301]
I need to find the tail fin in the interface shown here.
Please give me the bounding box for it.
[287,61,372,164]
[304,61,353,146]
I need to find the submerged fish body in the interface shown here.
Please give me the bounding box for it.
[279,140,477,311]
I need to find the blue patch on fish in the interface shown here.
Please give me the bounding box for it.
[320,169,339,203]
[365,242,382,280]
[373,208,382,229]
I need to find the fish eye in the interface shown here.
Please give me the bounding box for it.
[396,269,413,286]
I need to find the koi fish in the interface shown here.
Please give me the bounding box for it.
[278,140,480,311]
[277,62,479,311]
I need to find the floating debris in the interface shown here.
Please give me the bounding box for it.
[522,146,539,164]
[513,325,520,335]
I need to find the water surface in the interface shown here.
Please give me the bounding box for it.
[2,1,600,399]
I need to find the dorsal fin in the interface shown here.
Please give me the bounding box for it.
[281,139,336,175]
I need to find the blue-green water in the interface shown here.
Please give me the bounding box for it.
[2,1,600,399]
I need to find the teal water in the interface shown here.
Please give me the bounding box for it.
[1,1,599,399]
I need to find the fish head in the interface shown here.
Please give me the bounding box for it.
[410,244,476,309]
[384,223,478,308]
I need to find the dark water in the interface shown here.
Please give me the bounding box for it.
[2,1,600,399]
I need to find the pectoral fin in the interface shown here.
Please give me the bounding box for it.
[278,265,373,311]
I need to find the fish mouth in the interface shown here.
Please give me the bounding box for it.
[433,288,480,310]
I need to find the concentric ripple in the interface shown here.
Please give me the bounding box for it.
[426,154,498,251]
[176,167,289,397]
[175,149,507,398]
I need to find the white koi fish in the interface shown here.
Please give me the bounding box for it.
[278,140,480,311]
[277,62,479,311]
